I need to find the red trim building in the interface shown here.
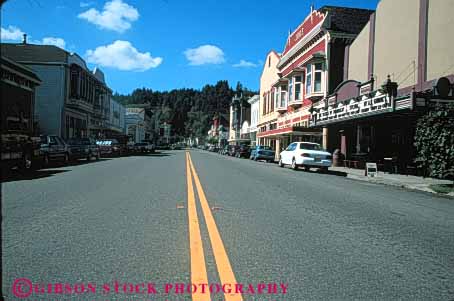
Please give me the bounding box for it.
[258,6,373,160]
[309,0,454,172]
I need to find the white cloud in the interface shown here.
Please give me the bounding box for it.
[184,45,225,66]
[233,60,258,68]
[78,0,139,33]
[0,25,66,49]
[85,40,162,71]
[1,25,24,41]
[42,37,66,49]
[80,1,95,7]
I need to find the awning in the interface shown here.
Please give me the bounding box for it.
[257,126,322,138]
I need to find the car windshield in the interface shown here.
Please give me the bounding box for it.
[300,143,322,150]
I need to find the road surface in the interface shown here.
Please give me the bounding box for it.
[2,150,454,300]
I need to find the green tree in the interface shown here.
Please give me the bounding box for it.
[414,104,454,179]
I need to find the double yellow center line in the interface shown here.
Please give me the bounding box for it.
[185,152,243,301]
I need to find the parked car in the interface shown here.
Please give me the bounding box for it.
[126,141,137,154]
[278,142,332,171]
[227,145,239,156]
[219,145,229,155]
[39,135,70,166]
[135,141,155,153]
[156,143,170,150]
[234,145,251,158]
[96,139,122,157]
[67,137,100,161]
[170,143,181,150]
[250,145,275,162]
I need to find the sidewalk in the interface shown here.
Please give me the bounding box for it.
[330,166,454,196]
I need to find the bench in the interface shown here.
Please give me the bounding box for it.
[343,160,360,169]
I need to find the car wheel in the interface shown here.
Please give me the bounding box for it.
[278,158,284,167]
[304,166,311,171]
[291,158,298,170]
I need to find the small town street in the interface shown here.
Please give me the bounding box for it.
[3,150,454,300]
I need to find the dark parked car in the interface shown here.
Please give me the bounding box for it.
[96,139,122,157]
[67,137,100,161]
[156,143,170,150]
[227,145,239,156]
[170,143,181,150]
[219,145,229,155]
[39,135,70,166]
[135,141,155,153]
[250,145,275,162]
[234,145,251,158]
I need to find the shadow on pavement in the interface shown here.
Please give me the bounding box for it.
[294,168,347,177]
[1,168,70,183]
[128,152,172,157]
[67,158,112,166]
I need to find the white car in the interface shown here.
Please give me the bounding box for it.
[278,142,332,171]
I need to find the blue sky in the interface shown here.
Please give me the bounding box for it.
[1,0,379,94]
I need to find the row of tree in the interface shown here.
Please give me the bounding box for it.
[113,81,256,139]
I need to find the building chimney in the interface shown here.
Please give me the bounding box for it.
[22,33,27,44]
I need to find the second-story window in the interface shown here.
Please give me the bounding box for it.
[314,63,323,92]
[288,77,293,103]
[275,88,279,108]
[280,85,287,108]
[306,64,312,95]
[295,76,302,100]
[305,63,324,95]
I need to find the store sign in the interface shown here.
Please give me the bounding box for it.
[365,162,378,177]
[313,91,392,125]
[283,11,325,55]
[359,83,373,96]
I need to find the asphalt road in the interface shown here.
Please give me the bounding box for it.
[2,150,454,300]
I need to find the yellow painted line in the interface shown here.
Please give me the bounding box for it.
[188,153,243,301]
[185,152,210,301]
